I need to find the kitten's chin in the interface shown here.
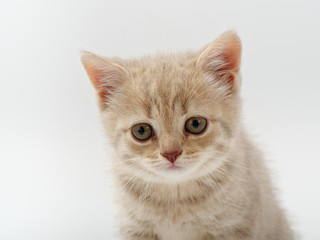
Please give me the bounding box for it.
[147,156,226,183]
[151,162,201,182]
[167,163,183,170]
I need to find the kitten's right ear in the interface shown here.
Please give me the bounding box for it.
[80,51,128,106]
[197,31,242,93]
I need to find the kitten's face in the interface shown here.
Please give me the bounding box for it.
[81,31,242,183]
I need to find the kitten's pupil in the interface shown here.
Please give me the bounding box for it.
[138,126,145,135]
[192,120,200,128]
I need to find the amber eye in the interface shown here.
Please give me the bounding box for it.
[131,123,153,141]
[185,117,207,134]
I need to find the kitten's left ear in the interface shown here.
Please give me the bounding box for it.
[80,51,129,108]
[197,31,242,92]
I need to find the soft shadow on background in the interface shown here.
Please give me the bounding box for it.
[1,0,319,239]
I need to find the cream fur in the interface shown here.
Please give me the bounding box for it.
[81,31,294,240]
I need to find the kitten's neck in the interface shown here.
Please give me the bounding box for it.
[117,137,251,206]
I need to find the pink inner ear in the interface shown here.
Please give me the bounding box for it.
[200,32,242,74]
[82,62,111,99]
[212,43,240,88]
[83,62,110,100]
[83,63,104,89]
[200,34,242,91]
[221,42,241,72]
[81,52,128,106]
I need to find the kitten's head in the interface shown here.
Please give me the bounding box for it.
[81,31,242,183]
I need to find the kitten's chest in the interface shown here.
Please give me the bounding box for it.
[154,222,202,240]
[145,202,208,240]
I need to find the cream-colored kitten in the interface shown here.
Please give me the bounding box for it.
[81,31,293,240]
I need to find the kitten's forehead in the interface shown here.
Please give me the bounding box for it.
[121,53,214,117]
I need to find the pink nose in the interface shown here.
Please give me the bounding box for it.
[160,150,182,163]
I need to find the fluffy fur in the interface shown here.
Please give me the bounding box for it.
[81,31,293,240]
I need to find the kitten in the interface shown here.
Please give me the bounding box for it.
[81,31,294,240]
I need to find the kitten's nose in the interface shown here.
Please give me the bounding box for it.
[160,150,182,163]
[160,137,182,163]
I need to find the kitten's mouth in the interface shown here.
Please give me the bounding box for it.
[167,164,183,170]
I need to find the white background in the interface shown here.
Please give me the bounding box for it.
[1,0,320,239]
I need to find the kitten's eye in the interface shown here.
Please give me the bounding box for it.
[131,123,153,141]
[185,117,207,134]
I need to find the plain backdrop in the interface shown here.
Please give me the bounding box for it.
[1,0,320,239]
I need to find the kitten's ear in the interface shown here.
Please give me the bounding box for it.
[197,31,242,92]
[80,51,128,107]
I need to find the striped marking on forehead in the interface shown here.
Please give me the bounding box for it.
[135,63,195,118]
[113,55,224,122]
